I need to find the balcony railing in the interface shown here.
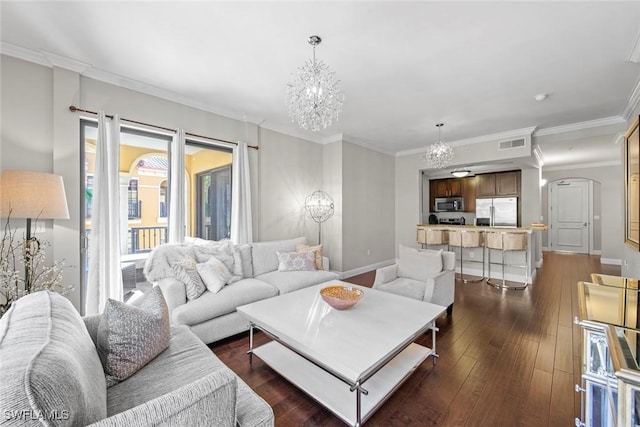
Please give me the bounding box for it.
[128,200,142,219]
[129,226,167,254]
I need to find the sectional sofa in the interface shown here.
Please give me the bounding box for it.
[144,237,339,344]
[0,290,274,427]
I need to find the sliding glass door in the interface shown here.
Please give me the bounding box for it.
[80,121,233,302]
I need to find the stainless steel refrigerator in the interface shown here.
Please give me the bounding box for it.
[475,197,518,227]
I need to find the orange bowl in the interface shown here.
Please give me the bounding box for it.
[320,285,364,310]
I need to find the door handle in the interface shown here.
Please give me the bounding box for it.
[583,222,588,227]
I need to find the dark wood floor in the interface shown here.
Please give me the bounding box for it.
[211,252,620,426]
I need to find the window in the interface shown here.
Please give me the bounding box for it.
[159,180,168,218]
[80,120,234,294]
[128,179,141,219]
[197,165,231,240]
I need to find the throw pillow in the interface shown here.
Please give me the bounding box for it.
[97,286,171,387]
[397,244,443,282]
[196,257,232,293]
[277,250,317,272]
[171,256,206,301]
[296,243,324,270]
[191,240,243,284]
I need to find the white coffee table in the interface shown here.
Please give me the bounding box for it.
[237,281,446,426]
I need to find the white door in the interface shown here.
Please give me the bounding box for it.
[549,179,591,253]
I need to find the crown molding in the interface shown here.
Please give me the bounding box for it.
[395,126,537,157]
[256,120,326,144]
[543,160,621,172]
[534,116,626,137]
[1,41,50,67]
[322,133,344,145]
[41,50,91,74]
[630,29,640,63]
[614,132,626,145]
[341,135,395,156]
[2,41,266,126]
[622,78,640,122]
[447,126,537,148]
[532,145,544,167]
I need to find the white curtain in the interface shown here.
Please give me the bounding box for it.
[86,112,123,315]
[169,129,186,243]
[231,141,253,244]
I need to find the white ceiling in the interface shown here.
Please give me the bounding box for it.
[2,1,640,169]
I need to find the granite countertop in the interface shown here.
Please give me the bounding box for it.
[416,224,548,232]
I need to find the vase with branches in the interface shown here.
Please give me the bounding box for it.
[0,215,72,317]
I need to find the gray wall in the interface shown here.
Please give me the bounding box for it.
[0,55,399,312]
[341,141,395,273]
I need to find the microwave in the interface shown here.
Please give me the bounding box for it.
[434,197,464,212]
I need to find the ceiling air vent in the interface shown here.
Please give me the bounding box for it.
[499,138,526,150]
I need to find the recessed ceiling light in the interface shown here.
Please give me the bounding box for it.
[534,93,548,102]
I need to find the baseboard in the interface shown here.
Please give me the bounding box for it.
[600,258,622,266]
[340,259,395,280]
[591,250,602,255]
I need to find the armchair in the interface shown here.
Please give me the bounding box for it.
[373,244,455,315]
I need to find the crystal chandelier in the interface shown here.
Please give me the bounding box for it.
[423,123,454,169]
[286,35,345,132]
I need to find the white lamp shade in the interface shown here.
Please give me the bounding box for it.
[0,170,70,220]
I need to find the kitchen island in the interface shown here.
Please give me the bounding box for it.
[416,225,545,285]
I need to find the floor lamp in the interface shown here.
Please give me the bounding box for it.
[304,190,334,245]
[0,170,70,288]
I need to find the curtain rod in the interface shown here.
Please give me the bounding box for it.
[68,106,259,150]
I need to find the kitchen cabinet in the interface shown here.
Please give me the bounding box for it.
[496,171,520,196]
[429,178,462,212]
[476,171,520,197]
[434,179,461,197]
[429,177,474,212]
[461,177,476,212]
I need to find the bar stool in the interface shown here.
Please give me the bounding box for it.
[485,231,529,290]
[448,229,485,283]
[422,228,449,250]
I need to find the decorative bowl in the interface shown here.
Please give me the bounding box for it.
[320,285,364,310]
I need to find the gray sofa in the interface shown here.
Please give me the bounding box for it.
[0,290,273,427]
[145,237,339,344]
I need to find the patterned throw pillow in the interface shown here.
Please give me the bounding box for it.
[190,240,243,284]
[276,250,317,272]
[196,257,232,293]
[297,243,324,270]
[171,256,206,300]
[97,286,171,388]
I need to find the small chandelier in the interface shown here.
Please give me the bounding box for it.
[286,35,345,132]
[423,123,454,169]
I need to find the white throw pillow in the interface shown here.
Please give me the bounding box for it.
[276,251,317,272]
[196,257,233,293]
[397,244,443,282]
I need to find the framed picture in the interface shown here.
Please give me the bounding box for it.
[625,115,640,250]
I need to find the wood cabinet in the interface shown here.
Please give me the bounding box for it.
[476,174,496,197]
[461,177,476,212]
[434,179,461,197]
[476,171,520,197]
[496,171,520,196]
